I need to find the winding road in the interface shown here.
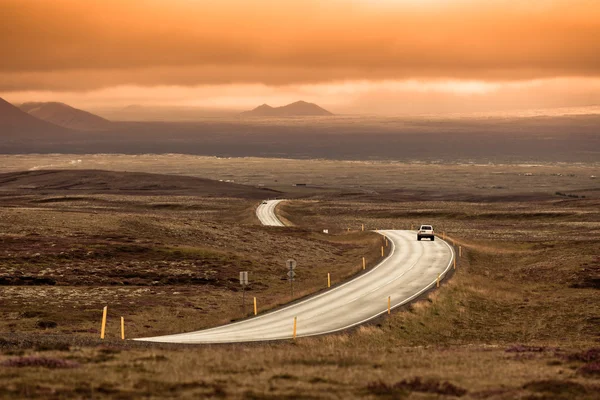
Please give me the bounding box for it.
[256,199,286,226]
[136,200,454,344]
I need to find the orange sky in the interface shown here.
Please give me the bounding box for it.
[2,0,600,115]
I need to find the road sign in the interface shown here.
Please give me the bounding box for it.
[286,259,297,298]
[239,271,248,285]
[286,259,297,270]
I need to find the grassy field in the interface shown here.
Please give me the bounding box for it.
[0,159,599,399]
[0,172,385,339]
[0,154,598,198]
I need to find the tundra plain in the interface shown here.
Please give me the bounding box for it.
[0,156,599,399]
[1,114,599,163]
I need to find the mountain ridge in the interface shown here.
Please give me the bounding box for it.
[241,101,333,117]
[0,97,71,137]
[20,102,112,131]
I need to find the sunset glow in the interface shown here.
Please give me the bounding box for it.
[1,0,599,115]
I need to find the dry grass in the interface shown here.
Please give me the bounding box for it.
[0,177,384,338]
[1,338,599,399]
[0,160,599,398]
[281,197,600,347]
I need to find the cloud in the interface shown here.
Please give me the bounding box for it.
[1,0,600,91]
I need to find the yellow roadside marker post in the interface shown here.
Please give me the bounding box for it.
[459,245,462,257]
[121,317,125,340]
[100,306,107,339]
[388,296,391,315]
[381,246,384,257]
[293,317,297,340]
[327,273,331,288]
[361,224,364,232]
[437,274,440,288]
[362,257,366,270]
[385,237,388,247]
[254,297,257,316]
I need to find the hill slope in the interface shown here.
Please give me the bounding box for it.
[241,101,333,117]
[0,97,70,137]
[0,170,280,198]
[20,102,112,130]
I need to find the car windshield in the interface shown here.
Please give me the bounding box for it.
[421,226,432,230]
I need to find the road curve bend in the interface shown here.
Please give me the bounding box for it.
[256,199,286,227]
[135,205,455,343]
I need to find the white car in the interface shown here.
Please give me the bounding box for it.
[417,225,435,241]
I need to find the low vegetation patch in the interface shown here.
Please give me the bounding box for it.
[571,257,600,289]
[1,356,79,369]
[36,320,58,329]
[523,379,600,397]
[506,345,548,353]
[555,191,586,199]
[367,377,467,397]
[579,362,600,377]
[567,348,600,363]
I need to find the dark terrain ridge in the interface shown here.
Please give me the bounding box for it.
[0,169,278,198]
[2,168,586,204]
[240,100,334,117]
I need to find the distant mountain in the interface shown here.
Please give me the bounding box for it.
[0,97,70,137]
[241,101,333,117]
[20,102,112,130]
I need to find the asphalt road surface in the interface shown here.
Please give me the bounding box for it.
[136,201,454,343]
[256,199,285,226]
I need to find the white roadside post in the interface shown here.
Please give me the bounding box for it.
[240,271,249,315]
